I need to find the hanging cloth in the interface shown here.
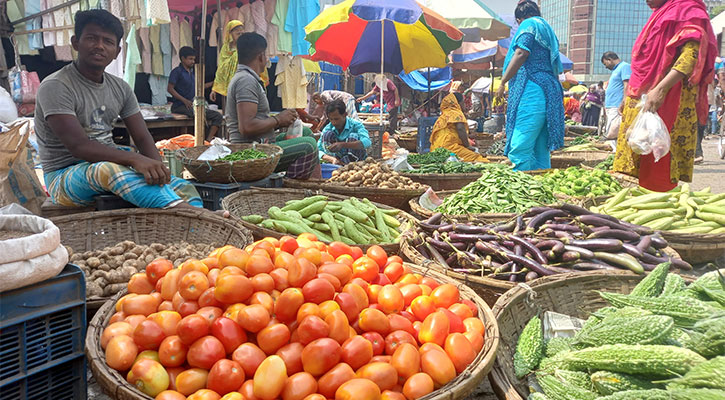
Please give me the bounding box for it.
[146,0,170,25]
[276,55,308,109]
[264,0,280,57]
[105,35,125,78]
[138,27,152,74]
[160,23,172,77]
[170,17,180,64]
[180,18,192,49]
[285,0,319,56]
[124,24,142,90]
[272,0,292,54]
[251,1,267,36]
[239,3,254,33]
[41,0,55,47]
[149,25,164,76]
[209,11,220,47]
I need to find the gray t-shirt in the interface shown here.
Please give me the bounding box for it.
[35,63,140,173]
[226,64,273,143]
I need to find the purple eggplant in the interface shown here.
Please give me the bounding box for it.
[563,245,595,259]
[540,223,582,233]
[564,238,624,251]
[526,209,570,233]
[561,251,581,263]
[536,239,563,250]
[525,271,539,281]
[448,233,498,242]
[559,203,593,216]
[572,262,618,271]
[493,219,517,232]
[523,207,555,218]
[650,234,668,249]
[621,243,644,259]
[636,235,653,252]
[427,237,466,252]
[505,253,556,276]
[554,231,574,240]
[589,229,640,242]
[506,234,549,265]
[577,215,633,232]
[425,212,443,225]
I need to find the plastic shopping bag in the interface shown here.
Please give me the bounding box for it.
[9,67,40,104]
[285,118,303,140]
[626,101,670,162]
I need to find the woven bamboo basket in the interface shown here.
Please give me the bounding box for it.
[176,143,283,183]
[52,209,253,309]
[221,188,417,254]
[408,190,516,223]
[395,134,418,152]
[549,150,612,169]
[283,178,427,210]
[399,172,483,192]
[656,231,725,264]
[86,263,500,400]
[471,132,496,154]
[488,271,694,400]
[565,124,599,136]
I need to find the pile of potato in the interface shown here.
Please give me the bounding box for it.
[329,158,427,190]
[69,240,215,298]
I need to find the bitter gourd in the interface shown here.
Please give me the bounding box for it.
[660,273,687,297]
[597,389,671,400]
[514,316,544,378]
[528,393,550,400]
[553,369,592,391]
[573,315,674,347]
[545,337,574,358]
[598,292,719,327]
[663,356,725,390]
[536,373,598,400]
[669,388,725,400]
[630,262,670,297]
[591,371,661,395]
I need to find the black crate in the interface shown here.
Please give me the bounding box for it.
[191,173,284,211]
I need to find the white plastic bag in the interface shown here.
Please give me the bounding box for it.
[0,87,18,123]
[286,118,303,140]
[626,100,670,162]
[198,141,231,161]
[385,148,412,172]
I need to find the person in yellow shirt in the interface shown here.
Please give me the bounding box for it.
[429,93,488,162]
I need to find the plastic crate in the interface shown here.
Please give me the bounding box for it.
[94,194,135,211]
[417,116,438,154]
[0,265,87,399]
[191,172,284,211]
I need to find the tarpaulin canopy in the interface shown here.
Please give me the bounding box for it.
[398,67,452,91]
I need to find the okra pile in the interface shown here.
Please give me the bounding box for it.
[592,184,725,234]
[406,204,692,283]
[242,196,406,245]
[436,165,556,215]
[515,265,725,399]
[535,167,622,198]
[218,148,268,161]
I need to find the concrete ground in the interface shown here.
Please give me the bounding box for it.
[690,135,725,192]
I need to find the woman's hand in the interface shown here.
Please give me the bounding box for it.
[495,85,506,100]
[642,87,666,114]
[210,91,217,102]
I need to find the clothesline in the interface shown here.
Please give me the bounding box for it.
[12,24,74,35]
[8,0,80,25]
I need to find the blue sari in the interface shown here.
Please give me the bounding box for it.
[503,17,565,171]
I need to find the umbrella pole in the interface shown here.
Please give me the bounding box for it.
[194,0,208,146]
[379,20,385,154]
[426,67,430,115]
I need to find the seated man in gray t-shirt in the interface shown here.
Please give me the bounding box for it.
[225,33,320,180]
[35,10,202,209]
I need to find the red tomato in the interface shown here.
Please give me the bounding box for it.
[410,296,436,321]
[207,359,245,396]
[198,288,223,308]
[448,303,474,321]
[403,373,435,400]
[378,285,405,315]
[358,308,390,335]
[175,368,209,396]
[253,355,288,400]
[123,294,158,316]
[463,317,485,337]
[335,378,381,400]
[210,317,246,354]
[133,319,166,351]
[399,285,423,308]
[179,271,210,301]
[383,262,405,284]
[350,246,364,260]
[158,335,187,367]
[251,273,276,293]
[384,330,418,356]
[187,389,221,400]
[301,338,341,377]
[197,306,223,325]
[101,321,133,350]
[318,263,353,286]
[281,372,317,400]
[325,310,350,345]
[341,335,374,370]
[463,331,484,354]
[334,292,360,323]
[437,308,465,334]
[444,333,477,374]
[362,331,386,356]
[288,258,317,288]
[275,288,305,323]
[328,242,353,259]
[430,284,459,309]
[418,311,450,347]
[317,363,356,399]
[357,363,399,392]
[420,348,456,387]
[146,259,173,285]
[126,359,169,397]
[366,245,388,269]
[296,303,321,324]
[232,343,266,377]
[391,343,420,383]
[460,299,478,317]
[302,278,336,304]
[366,284,382,304]
[280,236,300,254]
[275,342,304,375]
[270,268,290,291]
[418,277,439,290]
[187,336,226,370]
[385,256,404,267]
[239,380,259,400]
[128,273,155,295]
[237,304,271,333]
[316,273,342,292]
[177,314,210,346]
[319,300,341,320]
[177,300,200,317]
[214,273,253,304]
[352,257,379,282]
[161,269,182,301]
[257,323,291,355]
[156,390,187,400]
[297,315,330,345]
[105,335,138,371]
[382,390,407,400]
[388,314,416,337]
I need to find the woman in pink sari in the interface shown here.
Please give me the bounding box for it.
[613,0,717,191]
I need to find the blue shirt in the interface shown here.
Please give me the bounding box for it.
[605,61,631,108]
[318,118,371,157]
[285,0,320,56]
[168,64,195,107]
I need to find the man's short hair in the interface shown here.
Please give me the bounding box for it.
[326,100,347,115]
[601,51,619,62]
[179,46,195,59]
[74,10,124,45]
[237,33,267,64]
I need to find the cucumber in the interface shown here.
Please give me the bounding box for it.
[281,195,327,211]
[632,210,675,226]
[242,214,265,224]
[299,200,328,218]
[695,211,725,226]
[344,217,369,244]
[698,204,725,216]
[321,212,342,242]
[631,202,675,210]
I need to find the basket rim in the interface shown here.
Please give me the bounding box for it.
[176,143,283,165]
[284,178,429,196]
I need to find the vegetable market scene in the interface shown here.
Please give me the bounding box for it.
[4,0,725,399]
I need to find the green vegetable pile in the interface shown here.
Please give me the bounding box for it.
[595,154,615,171]
[536,167,622,197]
[407,162,493,174]
[408,148,450,165]
[561,143,601,152]
[515,264,725,399]
[592,184,725,234]
[569,133,598,146]
[485,139,506,156]
[218,148,268,161]
[241,196,405,245]
[436,165,555,214]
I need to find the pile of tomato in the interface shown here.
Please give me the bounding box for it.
[100,234,487,400]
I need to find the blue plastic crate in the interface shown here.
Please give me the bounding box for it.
[0,265,87,399]
[191,172,284,211]
[417,116,438,154]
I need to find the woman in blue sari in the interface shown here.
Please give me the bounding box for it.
[496,1,565,171]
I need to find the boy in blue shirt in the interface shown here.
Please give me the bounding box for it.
[318,100,371,165]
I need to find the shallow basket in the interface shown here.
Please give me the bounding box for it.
[176,143,283,183]
[657,231,725,264]
[283,178,427,210]
[488,271,692,400]
[221,188,417,254]
[51,209,253,309]
[395,134,418,152]
[399,172,483,192]
[408,190,515,224]
[86,263,500,400]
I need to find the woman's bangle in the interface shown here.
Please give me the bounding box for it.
[272,115,280,128]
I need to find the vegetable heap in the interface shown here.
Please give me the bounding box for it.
[218,148,268,161]
[437,165,556,215]
[407,204,691,283]
[485,139,506,156]
[592,184,725,234]
[407,162,492,174]
[407,148,450,165]
[515,265,725,399]
[536,167,623,198]
[560,143,601,152]
[569,133,598,146]
[242,196,405,245]
[329,158,427,190]
[594,154,615,171]
[101,236,489,399]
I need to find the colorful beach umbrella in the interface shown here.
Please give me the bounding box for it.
[418,0,510,41]
[304,0,464,75]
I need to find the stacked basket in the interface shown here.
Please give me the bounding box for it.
[176,143,283,183]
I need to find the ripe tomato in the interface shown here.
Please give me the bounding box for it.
[275,342,304,375]
[391,343,420,383]
[187,389,221,400]
[179,260,210,278]
[378,285,405,315]
[257,323,291,355]
[463,330,484,354]
[123,294,158,316]
[463,317,485,337]
[156,390,187,400]
[366,284,382,304]
[237,304,271,333]
[279,236,300,254]
[246,254,275,277]
[350,246,364,260]
[207,359,245,396]
[197,306,223,325]
[288,258,317,288]
[334,292,360,323]
[210,317,246,354]
[275,288,305,323]
[281,372,317,400]
[327,242,353,259]
[418,311,450,347]
[175,368,209,396]
[437,308,465,334]
[202,256,220,270]
[146,259,173,285]
[219,248,249,269]
[158,335,187,367]
[160,269,182,301]
[133,319,165,351]
[297,315,329,345]
[418,277,439,291]
[214,274,253,304]
[356,362,398,391]
[388,314,416,337]
[270,268,290,291]
[296,303,321,324]
[410,296,436,322]
[187,336,226,370]
[399,285,423,308]
[316,273,342,292]
[325,310,350,345]
[101,321,133,350]
[317,363,356,399]
[362,331,386,356]
[252,273,276,293]
[358,308,390,335]
[128,273,155,294]
[232,342,266,377]
[420,347,456,387]
[301,338,341,376]
[335,378,381,400]
[177,314,210,346]
[124,314,147,330]
[254,241,277,259]
[402,373,434,400]
[177,300,200,317]
[198,288,223,308]
[383,262,405,284]
[109,311,127,324]
[126,358,169,397]
[444,333,476,374]
[340,335,373,370]
[382,390,406,400]
[366,245,388,269]
[253,355,288,400]
[318,300,341,320]
[219,393,244,400]
[298,248,322,266]
[430,284,459,309]
[318,263,353,286]
[302,278,336,304]
[105,335,138,371]
[134,350,160,365]
[352,257,378,282]
[384,330,418,356]
[179,271,209,302]
[448,303,474,321]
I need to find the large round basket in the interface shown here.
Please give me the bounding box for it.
[488,271,693,400]
[550,150,612,169]
[283,178,427,210]
[656,231,725,264]
[471,132,496,154]
[86,263,499,400]
[51,208,253,310]
[399,172,483,192]
[408,190,515,224]
[221,187,416,254]
[565,124,599,136]
[176,144,283,183]
[395,133,418,152]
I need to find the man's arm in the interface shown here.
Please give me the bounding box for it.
[237,103,298,140]
[357,89,376,102]
[393,86,401,107]
[167,82,192,109]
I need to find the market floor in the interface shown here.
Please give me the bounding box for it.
[690,135,725,193]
